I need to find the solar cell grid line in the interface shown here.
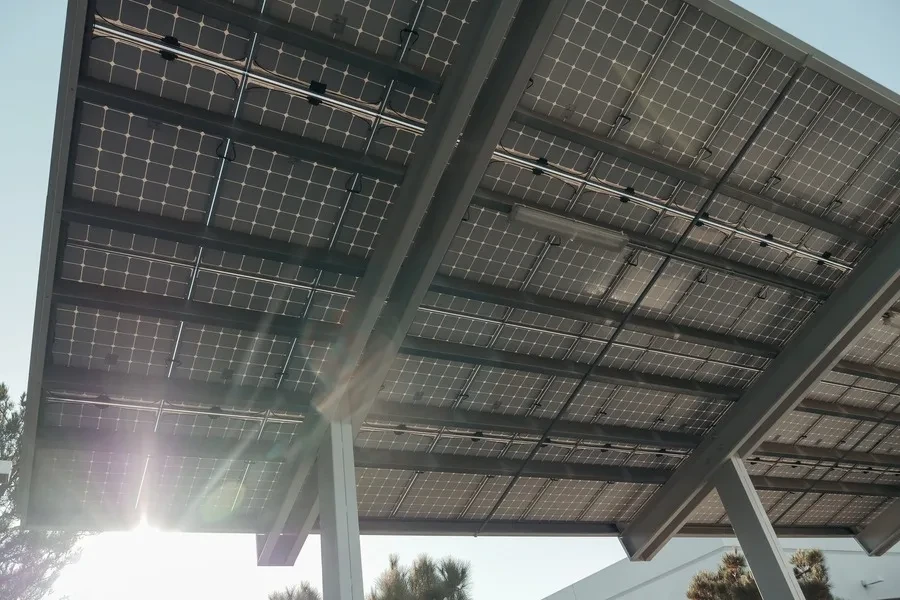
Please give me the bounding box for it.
[672,86,856,304]
[654,86,847,328]
[233,0,431,523]
[629,83,886,399]
[273,0,428,393]
[728,202,900,498]
[509,106,873,249]
[90,22,422,135]
[829,118,900,210]
[162,0,441,92]
[468,191,829,299]
[86,17,853,271]
[780,491,855,528]
[636,47,772,238]
[63,241,358,301]
[758,365,900,481]
[130,0,270,514]
[515,45,780,442]
[472,63,807,535]
[386,10,693,515]
[491,151,849,270]
[438,42,780,519]
[388,243,555,517]
[758,346,900,526]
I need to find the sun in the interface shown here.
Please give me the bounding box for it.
[57,516,171,600]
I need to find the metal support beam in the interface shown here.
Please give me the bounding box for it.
[370,402,700,450]
[401,336,739,400]
[61,198,367,276]
[355,519,850,539]
[42,368,900,469]
[32,429,900,498]
[22,508,857,538]
[257,0,530,565]
[757,441,900,469]
[19,0,90,525]
[511,107,871,247]
[431,272,780,356]
[163,0,441,93]
[715,457,805,600]
[856,499,900,556]
[43,364,311,411]
[53,279,341,342]
[318,422,364,600]
[256,476,319,565]
[622,206,900,561]
[76,78,405,184]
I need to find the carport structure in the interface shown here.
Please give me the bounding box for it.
[22,0,900,598]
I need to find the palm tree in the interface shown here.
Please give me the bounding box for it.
[687,549,840,600]
[269,581,322,600]
[267,553,471,600]
[368,554,472,600]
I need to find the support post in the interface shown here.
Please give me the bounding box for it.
[715,456,804,600]
[319,421,364,600]
[855,499,900,556]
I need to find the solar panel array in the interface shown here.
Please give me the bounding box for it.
[24,0,900,541]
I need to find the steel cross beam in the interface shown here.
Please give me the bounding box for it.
[40,376,900,475]
[621,204,900,561]
[856,500,900,555]
[256,0,554,566]
[22,506,858,538]
[254,3,431,565]
[31,428,900,499]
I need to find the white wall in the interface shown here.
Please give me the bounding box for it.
[543,538,900,600]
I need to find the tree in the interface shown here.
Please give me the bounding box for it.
[269,582,322,600]
[687,549,840,600]
[272,553,472,600]
[0,384,80,600]
[368,554,472,600]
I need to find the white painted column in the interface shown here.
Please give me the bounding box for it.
[715,456,804,600]
[319,420,364,600]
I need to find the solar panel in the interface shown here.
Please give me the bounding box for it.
[24,0,900,556]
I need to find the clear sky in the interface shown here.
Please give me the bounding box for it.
[3,1,900,599]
